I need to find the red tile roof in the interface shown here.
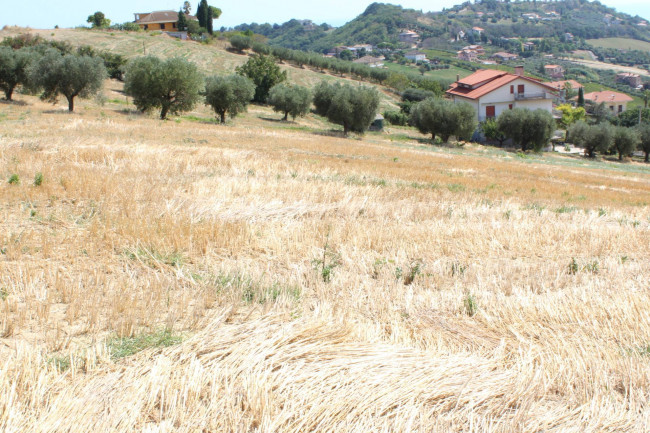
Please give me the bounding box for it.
[135,11,196,24]
[583,91,633,103]
[548,80,583,89]
[447,69,558,100]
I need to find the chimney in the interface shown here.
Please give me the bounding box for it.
[514,65,524,76]
[456,74,460,82]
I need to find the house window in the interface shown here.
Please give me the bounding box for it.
[509,104,513,110]
[510,85,514,94]
[160,23,165,30]
[618,105,623,113]
[144,24,148,30]
[172,23,176,28]
[486,105,496,118]
[609,106,614,112]
[517,84,525,94]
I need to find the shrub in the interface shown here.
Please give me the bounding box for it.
[267,83,311,120]
[401,87,436,103]
[410,98,476,143]
[33,172,43,186]
[8,174,19,185]
[204,74,255,123]
[383,110,408,126]
[124,56,202,120]
[229,35,252,52]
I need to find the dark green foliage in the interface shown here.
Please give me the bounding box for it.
[616,108,650,127]
[177,10,188,31]
[98,51,126,81]
[33,172,43,186]
[29,51,106,112]
[481,118,507,146]
[410,98,476,143]
[196,0,218,34]
[87,11,110,28]
[313,81,341,116]
[235,54,287,103]
[612,126,639,161]
[324,84,380,136]
[267,84,312,121]
[496,108,554,152]
[124,56,202,120]
[383,110,408,126]
[578,87,585,107]
[229,35,252,52]
[637,123,650,162]
[568,121,613,158]
[0,47,36,100]
[204,74,255,123]
[401,87,436,103]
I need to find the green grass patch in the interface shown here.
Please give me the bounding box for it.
[108,329,182,359]
[587,38,650,53]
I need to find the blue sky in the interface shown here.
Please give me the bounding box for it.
[1,1,649,30]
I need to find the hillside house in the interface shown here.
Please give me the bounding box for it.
[523,42,535,51]
[548,80,583,91]
[564,32,574,41]
[491,52,518,63]
[581,91,633,114]
[353,56,384,68]
[399,30,420,45]
[446,67,557,122]
[616,73,642,88]
[349,44,374,54]
[134,11,197,32]
[544,65,564,79]
[458,50,478,62]
[405,52,427,62]
[471,27,484,36]
[463,45,485,55]
[456,30,466,41]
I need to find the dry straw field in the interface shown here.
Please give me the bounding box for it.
[1,30,650,433]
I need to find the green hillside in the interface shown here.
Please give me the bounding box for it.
[587,38,650,52]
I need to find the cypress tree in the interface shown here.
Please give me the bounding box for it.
[577,87,585,107]
[177,9,188,31]
[197,0,209,31]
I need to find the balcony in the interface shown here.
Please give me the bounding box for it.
[515,92,550,100]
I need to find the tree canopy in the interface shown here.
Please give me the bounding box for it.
[267,83,312,121]
[204,74,255,123]
[235,54,287,103]
[323,84,380,136]
[496,108,554,152]
[612,126,639,161]
[124,56,202,119]
[29,51,106,112]
[410,98,476,143]
[568,121,613,158]
[0,47,36,100]
[87,11,111,28]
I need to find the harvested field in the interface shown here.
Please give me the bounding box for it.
[0,78,649,431]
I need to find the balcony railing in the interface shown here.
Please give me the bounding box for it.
[515,92,549,100]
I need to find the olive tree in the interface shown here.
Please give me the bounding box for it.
[637,122,650,163]
[229,35,252,53]
[612,126,639,161]
[204,74,255,123]
[235,54,287,103]
[267,83,311,120]
[313,81,341,116]
[568,121,613,158]
[496,108,554,152]
[0,47,36,100]
[124,56,202,120]
[30,51,106,112]
[325,84,380,136]
[410,98,476,143]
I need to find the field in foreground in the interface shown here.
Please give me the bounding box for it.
[1,84,650,432]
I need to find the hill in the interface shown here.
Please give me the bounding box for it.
[235,1,650,52]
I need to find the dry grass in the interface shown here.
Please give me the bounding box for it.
[0,81,649,431]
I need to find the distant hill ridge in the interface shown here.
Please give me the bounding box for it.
[234,1,650,52]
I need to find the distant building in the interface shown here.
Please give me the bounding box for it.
[581,91,634,114]
[616,73,642,88]
[348,44,374,53]
[405,51,427,62]
[544,64,565,79]
[353,56,384,68]
[456,30,466,41]
[462,45,485,55]
[522,13,540,20]
[134,10,197,32]
[457,50,478,62]
[471,26,484,36]
[447,68,557,121]
[491,52,518,63]
[564,32,574,41]
[547,80,584,90]
[399,30,420,45]
[523,42,535,51]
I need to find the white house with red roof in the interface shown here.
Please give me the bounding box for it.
[581,91,634,114]
[446,67,557,121]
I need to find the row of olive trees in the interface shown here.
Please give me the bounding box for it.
[481,109,557,152]
[0,46,107,111]
[568,122,650,161]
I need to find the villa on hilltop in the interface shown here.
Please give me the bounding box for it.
[134,10,197,33]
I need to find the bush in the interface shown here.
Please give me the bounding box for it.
[229,35,252,52]
[124,56,202,120]
[401,87,436,103]
[204,74,255,123]
[496,108,554,152]
[410,98,476,143]
[29,51,106,112]
[267,83,312,120]
[383,110,408,126]
[7,174,19,185]
[235,54,287,103]
[33,172,43,186]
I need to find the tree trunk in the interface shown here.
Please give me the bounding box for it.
[618,152,623,161]
[5,88,13,101]
[283,112,289,121]
[220,112,226,124]
[343,124,349,136]
[67,95,74,112]
[160,105,170,120]
[442,134,450,143]
[645,151,649,163]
